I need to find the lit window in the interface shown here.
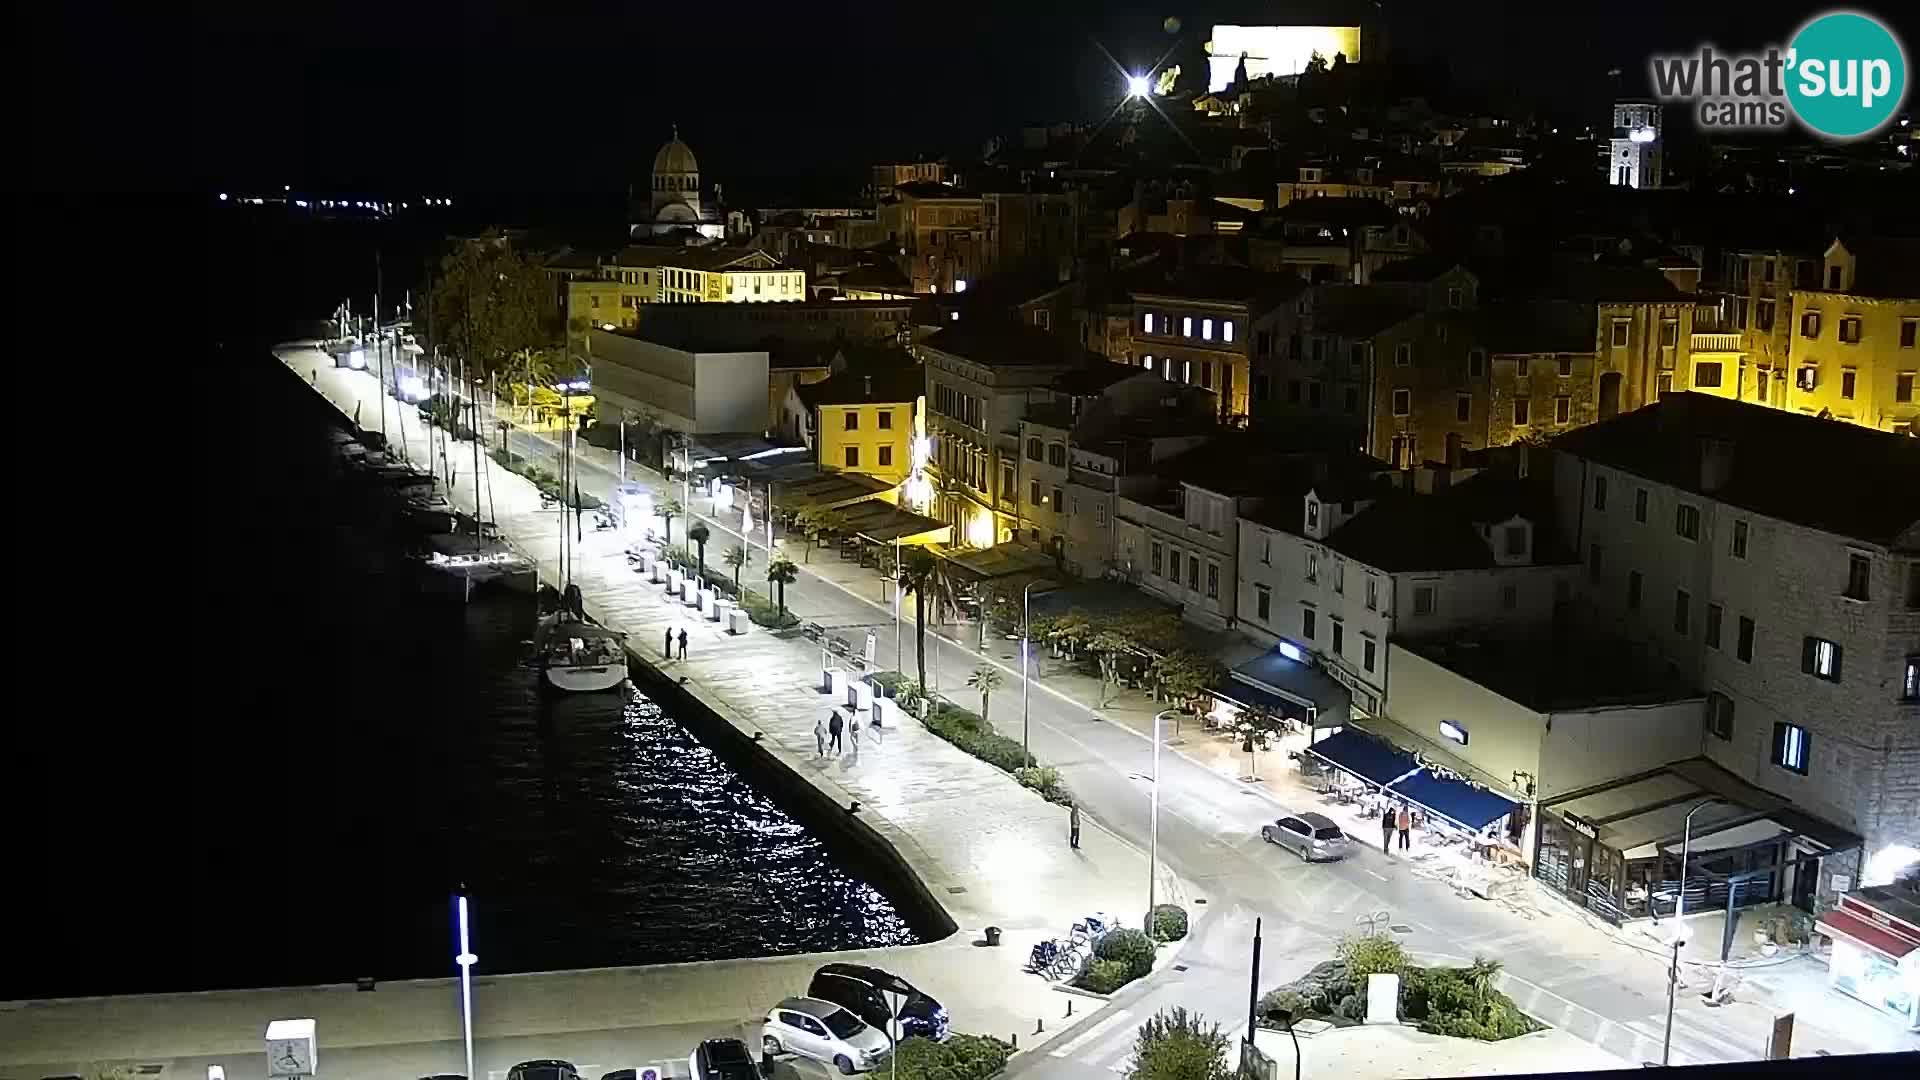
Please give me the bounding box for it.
[1144,313,1155,333]
[1391,388,1411,416]
[1773,722,1810,775]
[1223,322,1234,343]
[1143,354,1154,369]
[1202,318,1214,341]
[1183,316,1194,336]
[1802,636,1842,682]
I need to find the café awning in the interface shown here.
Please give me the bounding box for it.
[1388,769,1520,832]
[1304,729,1420,789]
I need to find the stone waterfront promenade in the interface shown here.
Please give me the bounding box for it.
[0,348,1174,1075]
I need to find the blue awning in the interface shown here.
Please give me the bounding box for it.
[1208,678,1312,723]
[1388,769,1519,831]
[1304,729,1421,789]
[1232,651,1353,727]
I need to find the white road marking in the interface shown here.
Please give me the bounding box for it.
[1049,1008,1135,1058]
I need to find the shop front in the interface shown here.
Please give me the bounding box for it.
[1534,757,1861,932]
[1815,886,1920,1032]
[1300,727,1522,856]
[1205,649,1354,765]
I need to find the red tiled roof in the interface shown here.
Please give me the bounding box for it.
[1816,909,1919,960]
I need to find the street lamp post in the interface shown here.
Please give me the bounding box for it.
[1020,580,1039,765]
[454,892,478,1080]
[1146,710,1169,932]
[1662,798,1723,1067]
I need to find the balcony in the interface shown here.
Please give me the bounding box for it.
[1691,332,1743,353]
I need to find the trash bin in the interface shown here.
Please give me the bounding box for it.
[985,926,1002,946]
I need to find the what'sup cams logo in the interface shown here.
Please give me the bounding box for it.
[1649,10,1908,139]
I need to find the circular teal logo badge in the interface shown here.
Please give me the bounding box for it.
[1786,11,1908,139]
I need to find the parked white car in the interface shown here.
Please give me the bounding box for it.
[763,996,892,1074]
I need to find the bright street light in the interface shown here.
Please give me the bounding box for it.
[1126,74,1151,98]
[1147,710,1170,932]
[454,892,478,1080]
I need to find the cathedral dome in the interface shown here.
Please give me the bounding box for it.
[653,131,699,177]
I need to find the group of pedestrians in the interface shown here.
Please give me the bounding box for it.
[1380,801,1414,853]
[815,708,866,762]
[662,627,689,660]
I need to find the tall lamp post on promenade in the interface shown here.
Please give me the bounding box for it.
[1662,798,1723,1067]
[453,890,478,1080]
[1146,710,1170,932]
[1020,579,1041,764]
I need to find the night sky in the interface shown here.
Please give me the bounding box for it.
[30,1,1910,197]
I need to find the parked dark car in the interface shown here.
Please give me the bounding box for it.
[693,1037,760,1080]
[808,963,949,1041]
[507,1062,581,1080]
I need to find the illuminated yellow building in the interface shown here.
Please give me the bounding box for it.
[1205,25,1362,91]
[567,279,656,333]
[1783,239,1920,434]
[796,365,927,486]
[565,247,807,335]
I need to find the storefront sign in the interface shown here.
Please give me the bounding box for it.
[1564,814,1599,840]
[1832,874,1851,892]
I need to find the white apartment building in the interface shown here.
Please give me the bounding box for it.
[1236,461,1578,716]
[1552,393,1920,896]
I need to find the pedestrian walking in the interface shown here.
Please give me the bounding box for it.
[849,712,862,761]
[1396,803,1412,851]
[814,714,829,758]
[1069,802,1082,850]
[678,627,689,659]
[828,709,844,754]
[1380,803,1395,854]
[664,628,674,660]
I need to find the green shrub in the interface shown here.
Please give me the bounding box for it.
[924,704,1031,771]
[1255,988,1305,1026]
[1131,1007,1231,1080]
[1335,933,1407,979]
[1097,927,1157,980]
[1335,992,1365,1021]
[1078,959,1133,995]
[1149,904,1189,942]
[1014,765,1073,805]
[883,1033,1012,1080]
[742,596,799,630]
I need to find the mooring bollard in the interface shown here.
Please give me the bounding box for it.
[1066,999,1074,1017]
[1011,1033,1018,1050]
[1035,1018,1044,1034]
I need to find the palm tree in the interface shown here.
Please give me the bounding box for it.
[1466,956,1503,1001]
[688,523,712,584]
[657,494,683,546]
[766,556,799,615]
[967,666,1004,727]
[898,548,958,691]
[722,543,747,595]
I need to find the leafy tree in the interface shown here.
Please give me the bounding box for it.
[421,230,558,376]
[1152,651,1224,731]
[1335,932,1407,978]
[1129,1008,1230,1080]
[657,495,683,546]
[898,548,958,691]
[499,346,562,413]
[1088,629,1134,707]
[1466,956,1503,1000]
[765,556,799,615]
[967,666,1004,728]
[723,543,747,593]
[688,523,712,583]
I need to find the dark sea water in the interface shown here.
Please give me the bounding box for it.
[8,203,917,1000]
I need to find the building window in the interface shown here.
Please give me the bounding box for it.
[1611,319,1630,348]
[1224,321,1235,343]
[877,410,893,430]
[1331,620,1345,655]
[1737,616,1756,662]
[1773,723,1811,775]
[1627,570,1643,611]
[1000,463,1015,499]
[1902,319,1917,348]
[1391,388,1411,416]
[1674,589,1691,635]
[1206,562,1220,599]
[1188,555,1200,591]
[1594,475,1609,510]
[1589,544,1604,583]
[1302,606,1317,640]
[878,445,893,468]
[1802,311,1821,338]
[1026,437,1042,461]
[1202,318,1214,341]
[1838,316,1862,344]
[1332,561,1345,595]
[844,446,860,467]
[1029,479,1042,505]
[1675,504,1700,540]
[1260,535,1272,565]
[1755,300,1775,332]
[1705,603,1723,648]
[1095,501,1108,527]
[1182,316,1194,337]
[844,411,859,431]
[1501,582,1518,610]
[1694,361,1723,388]
[1048,443,1067,467]
[1503,525,1526,557]
[1513,397,1530,425]
[1660,318,1679,346]
[1151,541,1163,576]
[1413,585,1436,616]
[1898,373,1915,403]
[1363,638,1377,672]
[1200,361,1213,390]
[1802,636,1842,682]
[1555,396,1571,423]
[1447,287,1463,308]
[1469,349,1487,377]
[1634,488,1648,524]
[1732,520,1749,558]
[1705,692,1734,741]
[1844,552,1873,601]
[1256,584,1271,621]
[1365,577,1379,611]
[1798,365,1819,391]
[1904,655,1919,701]
[1456,394,1471,422]
[1558,355,1574,378]
[1395,343,1412,366]
[1052,486,1064,513]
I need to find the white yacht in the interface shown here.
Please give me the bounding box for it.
[412,532,536,600]
[533,613,629,692]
